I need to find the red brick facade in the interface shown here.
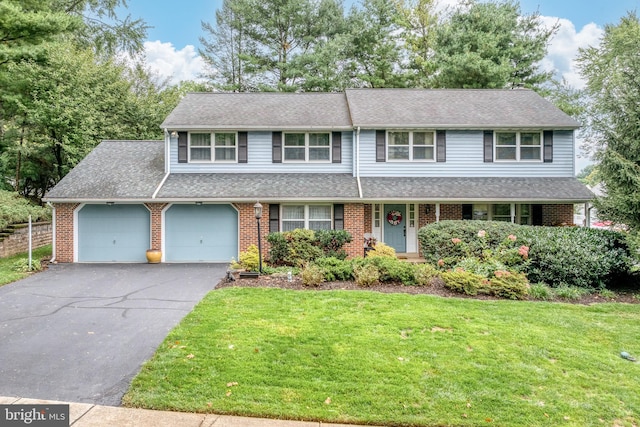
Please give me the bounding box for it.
[54,203,79,263]
[52,202,576,262]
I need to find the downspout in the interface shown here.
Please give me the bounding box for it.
[152,129,172,199]
[356,127,363,199]
[47,202,56,263]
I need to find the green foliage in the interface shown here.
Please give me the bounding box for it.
[354,256,417,285]
[353,263,380,287]
[529,283,555,300]
[261,265,300,276]
[441,269,484,295]
[413,263,438,286]
[554,284,592,300]
[232,244,262,272]
[266,229,352,267]
[419,220,634,288]
[311,257,353,282]
[12,258,41,273]
[366,242,396,258]
[300,264,325,287]
[487,271,530,300]
[454,257,508,278]
[0,190,51,229]
[431,0,557,89]
[577,13,640,234]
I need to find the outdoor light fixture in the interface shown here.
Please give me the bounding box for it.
[425,205,431,214]
[195,201,203,206]
[254,201,263,273]
[170,131,178,138]
[106,202,114,206]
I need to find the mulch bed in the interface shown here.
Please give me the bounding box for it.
[216,272,640,305]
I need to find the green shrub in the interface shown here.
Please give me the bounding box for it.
[314,229,352,259]
[300,264,324,287]
[312,257,353,281]
[418,220,634,289]
[441,270,485,295]
[355,256,416,285]
[454,257,508,278]
[367,242,396,258]
[487,270,530,300]
[231,244,262,271]
[529,283,555,300]
[0,190,51,230]
[266,229,352,267]
[353,263,380,287]
[12,258,42,273]
[598,288,617,300]
[414,263,439,286]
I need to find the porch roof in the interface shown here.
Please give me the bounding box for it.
[359,177,593,203]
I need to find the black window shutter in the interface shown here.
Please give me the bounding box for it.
[238,132,248,163]
[333,204,344,230]
[332,132,342,163]
[376,130,386,162]
[178,132,188,163]
[462,204,473,220]
[436,130,446,162]
[269,204,280,232]
[532,205,543,225]
[272,131,282,163]
[483,131,494,163]
[543,130,553,163]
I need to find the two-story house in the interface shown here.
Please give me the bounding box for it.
[44,88,593,263]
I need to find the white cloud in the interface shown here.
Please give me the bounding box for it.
[142,41,206,85]
[539,17,603,89]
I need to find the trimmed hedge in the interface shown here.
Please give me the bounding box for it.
[418,220,635,288]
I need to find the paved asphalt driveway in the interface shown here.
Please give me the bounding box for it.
[0,263,226,406]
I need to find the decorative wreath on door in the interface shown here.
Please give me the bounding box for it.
[386,210,403,226]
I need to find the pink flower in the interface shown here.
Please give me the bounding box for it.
[451,238,462,244]
[478,230,486,238]
[437,259,445,267]
[508,234,517,241]
[518,245,529,259]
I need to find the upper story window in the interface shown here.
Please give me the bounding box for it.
[495,131,542,162]
[387,131,435,161]
[189,132,237,162]
[284,133,330,162]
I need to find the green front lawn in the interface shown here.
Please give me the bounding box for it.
[0,245,51,286]
[124,287,640,426]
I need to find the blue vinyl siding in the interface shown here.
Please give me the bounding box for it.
[77,204,150,262]
[358,130,574,177]
[170,131,353,174]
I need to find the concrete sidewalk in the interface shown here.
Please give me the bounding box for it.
[1,396,376,427]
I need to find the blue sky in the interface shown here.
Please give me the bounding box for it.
[121,0,640,51]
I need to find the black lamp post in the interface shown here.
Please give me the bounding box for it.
[254,201,263,274]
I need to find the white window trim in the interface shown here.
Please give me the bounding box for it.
[386,130,436,162]
[281,204,333,231]
[188,132,238,163]
[494,131,543,162]
[471,203,532,223]
[282,132,332,163]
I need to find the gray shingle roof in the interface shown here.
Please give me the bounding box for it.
[156,173,360,200]
[44,140,164,201]
[345,88,581,129]
[360,177,593,202]
[161,92,353,130]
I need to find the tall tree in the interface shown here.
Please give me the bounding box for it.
[431,0,557,89]
[577,13,640,233]
[200,0,346,91]
[396,0,439,87]
[345,0,408,88]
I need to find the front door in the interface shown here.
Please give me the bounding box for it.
[383,204,406,252]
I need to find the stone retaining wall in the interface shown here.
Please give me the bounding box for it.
[0,222,52,258]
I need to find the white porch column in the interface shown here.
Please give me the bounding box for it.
[585,203,591,227]
[435,203,441,223]
[510,203,516,223]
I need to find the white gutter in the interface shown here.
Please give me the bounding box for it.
[152,129,171,199]
[355,126,363,199]
[47,202,56,263]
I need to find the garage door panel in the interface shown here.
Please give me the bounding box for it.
[165,204,238,262]
[78,204,150,262]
